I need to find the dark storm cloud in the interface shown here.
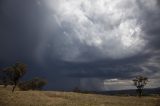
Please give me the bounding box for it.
[138,1,160,50]
[0,0,160,91]
[55,54,150,80]
[0,0,48,63]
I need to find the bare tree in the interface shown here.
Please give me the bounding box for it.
[133,76,148,97]
[4,62,27,92]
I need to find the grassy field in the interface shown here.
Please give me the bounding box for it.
[0,86,159,106]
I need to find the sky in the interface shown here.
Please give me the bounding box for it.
[0,0,160,91]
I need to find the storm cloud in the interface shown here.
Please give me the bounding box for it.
[44,0,147,62]
[0,0,160,91]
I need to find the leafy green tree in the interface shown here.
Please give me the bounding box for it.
[4,62,27,92]
[133,76,148,97]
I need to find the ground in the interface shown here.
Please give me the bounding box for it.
[0,86,159,106]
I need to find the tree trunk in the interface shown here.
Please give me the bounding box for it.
[12,82,17,92]
[138,89,142,97]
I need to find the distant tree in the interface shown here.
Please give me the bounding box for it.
[73,87,81,92]
[30,77,47,90]
[133,76,148,97]
[4,62,27,92]
[18,78,47,91]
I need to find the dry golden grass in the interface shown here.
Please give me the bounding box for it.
[0,86,159,106]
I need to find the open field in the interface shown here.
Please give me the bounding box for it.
[0,86,159,106]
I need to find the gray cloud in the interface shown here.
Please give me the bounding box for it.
[43,0,148,62]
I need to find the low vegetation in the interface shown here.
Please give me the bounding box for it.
[18,78,47,91]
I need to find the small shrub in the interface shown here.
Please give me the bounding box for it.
[73,87,81,92]
[19,78,47,91]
